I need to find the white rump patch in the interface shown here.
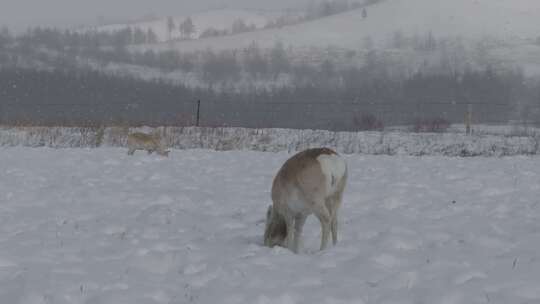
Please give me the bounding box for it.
[317,154,347,193]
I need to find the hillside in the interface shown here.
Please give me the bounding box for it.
[139,0,540,51]
[7,0,539,97]
[90,8,280,42]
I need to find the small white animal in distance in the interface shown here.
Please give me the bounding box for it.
[126,132,170,157]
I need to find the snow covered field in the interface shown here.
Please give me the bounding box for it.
[1,147,540,303]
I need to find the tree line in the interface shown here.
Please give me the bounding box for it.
[1,24,539,129]
[0,65,538,129]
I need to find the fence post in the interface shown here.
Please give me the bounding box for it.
[465,103,473,135]
[196,100,201,127]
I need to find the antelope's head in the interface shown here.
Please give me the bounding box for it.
[263,205,287,247]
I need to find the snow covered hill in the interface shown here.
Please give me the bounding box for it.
[1,148,540,303]
[141,0,540,51]
[89,8,280,42]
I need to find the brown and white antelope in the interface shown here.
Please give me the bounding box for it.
[264,148,347,253]
[127,132,170,157]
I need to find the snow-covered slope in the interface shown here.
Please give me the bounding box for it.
[91,8,277,42]
[1,148,540,303]
[141,0,540,52]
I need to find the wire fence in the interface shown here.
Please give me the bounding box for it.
[1,99,540,133]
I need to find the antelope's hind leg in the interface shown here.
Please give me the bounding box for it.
[313,202,331,251]
[293,214,307,253]
[283,214,296,252]
[331,212,338,246]
[326,198,339,246]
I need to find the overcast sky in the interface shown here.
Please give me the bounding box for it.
[0,0,307,31]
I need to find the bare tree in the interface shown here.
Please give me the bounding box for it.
[179,17,196,40]
[146,28,158,43]
[166,16,175,41]
[231,19,249,34]
[243,42,268,78]
[270,42,290,79]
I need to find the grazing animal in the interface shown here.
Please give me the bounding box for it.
[264,148,347,253]
[126,132,169,156]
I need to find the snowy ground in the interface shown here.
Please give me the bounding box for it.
[1,147,540,303]
[2,126,539,157]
